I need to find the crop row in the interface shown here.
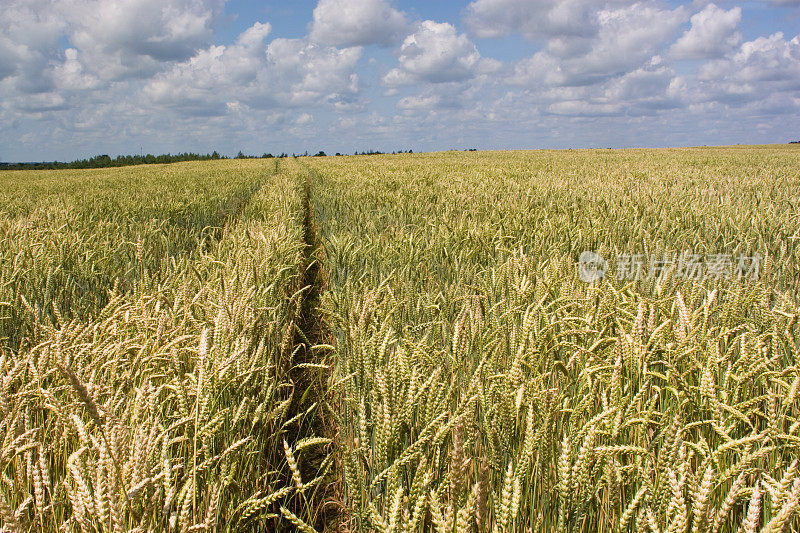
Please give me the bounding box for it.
[306,147,800,532]
[0,159,329,531]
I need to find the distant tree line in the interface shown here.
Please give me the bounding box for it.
[0,151,296,170]
[238,151,289,159]
[289,149,416,157]
[352,149,413,155]
[0,148,419,170]
[0,151,228,170]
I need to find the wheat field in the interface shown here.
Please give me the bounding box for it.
[1,147,799,532]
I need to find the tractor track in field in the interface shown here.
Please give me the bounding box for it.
[208,160,280,245]
[280,164,343,532]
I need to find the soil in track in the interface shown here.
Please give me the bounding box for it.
[281,165,342,532]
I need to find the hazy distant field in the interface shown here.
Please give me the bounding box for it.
[1,146,799,532]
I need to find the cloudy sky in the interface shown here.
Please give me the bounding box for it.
[1,0,799,161]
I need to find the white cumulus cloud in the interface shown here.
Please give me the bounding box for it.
[0,1,64,93]
[464,0,637,40]
[696,32,800,102]
[309,0,408,47]
[670,4,742,59]
[54,48,100,91]
[61,0,224,80]
[1,0,798,161]
[383,21,500,86]
[145,23,362,115]
[511,2,686,87]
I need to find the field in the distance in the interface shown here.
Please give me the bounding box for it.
[1,146,799,532]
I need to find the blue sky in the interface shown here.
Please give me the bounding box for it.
[1,0,799,161]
